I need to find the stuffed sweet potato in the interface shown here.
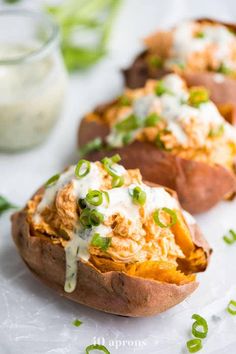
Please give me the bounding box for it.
[123,18,236,123]
[12,158,210,317]
[78,74,236,214]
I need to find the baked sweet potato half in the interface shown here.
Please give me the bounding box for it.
[12,158,211,317]
[78,74,236,214]
[123,18,236,124]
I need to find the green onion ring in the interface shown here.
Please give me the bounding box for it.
[131,186,146,206]
[227,300,236,315]
[102,191,110,207]
[186,339,202,353]
[112,175,124,188]
[102,155,122,178]
[79,209,91,228]
[45,173,60,187]
[86,190,103,206]
[191,314,208,339]
[89,209,104,226]
[75,159,91,178]
[85,344,110,354]
[153,207,177,228]
[78,198,87,210]
[223,229,236,244]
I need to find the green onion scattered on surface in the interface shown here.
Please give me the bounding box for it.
[153,208,177,228]
[73,319,83,327]
[223,229,236,245]
[227,300,236,315]
[111,175,124,188]
[75,159,91,178]
[191,314,208,339]
[0,195,17,216]
[45,173,60,187]
[91,233,111,251]
[148,55,163,69]
[80,209,92,228]
[85,344,110,354]
[186,338,203,353]
[217,63,233,75]
[155,80,172,96]
[208,124,224,138]
[90,209,104,226]
[119,95,132,106]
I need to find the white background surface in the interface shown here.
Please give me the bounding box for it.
[1,0,236,353]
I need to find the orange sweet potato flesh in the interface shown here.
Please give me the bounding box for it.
[78,116,236,214]
[12,184,211,317]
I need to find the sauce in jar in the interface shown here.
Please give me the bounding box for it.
[0,10,67,151]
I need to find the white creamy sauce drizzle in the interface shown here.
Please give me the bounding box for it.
[33,161,188,293]
[107,73,236,146]
[166,21,236,70]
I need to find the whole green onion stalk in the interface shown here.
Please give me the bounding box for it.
[46,0,122,71]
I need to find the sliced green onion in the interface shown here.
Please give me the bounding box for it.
[208,124,225,138]
[45,173,60,187]
[91,233,111,251]
[72,319,83,327]
[188,87,209,107]
[85,344,110,354]
[119,95,132,106]
[155,80,172,96]
[78,198,87,210]
[0,195,17,216]
[90,210,104,226]
[145,113,161,127]
[191,314,208,339]
[79,137,103,157]
[80,209,92,228]
[115,114,140,132]
[155,133,166,150]
[195,31,205,38]
[75,159,91,178]
[153,208,177,228]
[223,229,236,244]
[131,186,146,206]
[102,191,110,207]
[102,154,122,178]
[186,339,203,353]
[227,300,236,315]
[148,55,163,69]
[122,132,134,145]
[86,190,103,206]
[112,175,124,188]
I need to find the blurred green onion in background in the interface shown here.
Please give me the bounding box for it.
[46,0,122,71]
[4,0,122,71]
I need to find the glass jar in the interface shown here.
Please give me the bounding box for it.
[0,9,68,151]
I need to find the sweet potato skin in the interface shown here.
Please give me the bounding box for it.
[123,18,236,124]
[78,117,236,214]
[11,192,210,317]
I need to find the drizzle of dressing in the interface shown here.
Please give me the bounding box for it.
[107,73,236,146]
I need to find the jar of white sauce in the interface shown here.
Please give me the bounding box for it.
[0,10,68,151]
